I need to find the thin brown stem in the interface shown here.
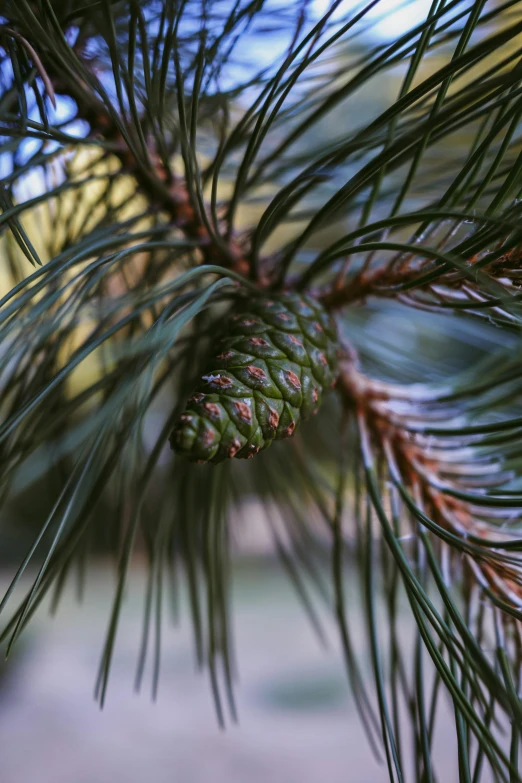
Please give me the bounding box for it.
[338,354,522,618]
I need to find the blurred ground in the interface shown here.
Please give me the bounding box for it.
[0,559,472,783]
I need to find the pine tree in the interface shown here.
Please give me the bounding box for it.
[1,1,522,779]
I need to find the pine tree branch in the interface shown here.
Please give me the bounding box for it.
[338,354,522,621]
[320,262,418,309]
[0,15,250,278]
[320,235,522,318]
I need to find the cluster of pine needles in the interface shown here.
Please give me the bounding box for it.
[2,0,522,780]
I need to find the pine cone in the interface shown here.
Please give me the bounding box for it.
[170,292,339,463]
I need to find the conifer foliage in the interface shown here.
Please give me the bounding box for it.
[1,1,522,780]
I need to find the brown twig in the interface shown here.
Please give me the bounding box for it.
[320,239,522,313]
[320,263,422,310]
[338,354,522,617]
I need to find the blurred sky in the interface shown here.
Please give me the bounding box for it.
[312,0,435,39]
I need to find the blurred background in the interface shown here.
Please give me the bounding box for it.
[0,0,516,780]
[0,559,462,783]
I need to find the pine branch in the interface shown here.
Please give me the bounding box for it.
[1,5,250,276]
[339,351,522,619]
[335,351,522,782]
[1,1,522,778]
[313,206,522,319]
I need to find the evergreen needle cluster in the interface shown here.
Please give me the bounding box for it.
[1,1,522,780]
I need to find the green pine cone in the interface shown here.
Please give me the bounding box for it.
[170,292,339,463]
